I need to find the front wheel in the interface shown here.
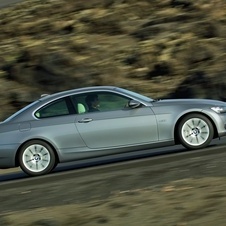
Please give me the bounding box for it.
[178,114,214,150]
[18,140,57,176]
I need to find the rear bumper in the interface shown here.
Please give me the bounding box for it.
[0,144,18,168]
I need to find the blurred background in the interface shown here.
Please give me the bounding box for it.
[0,0,226,120]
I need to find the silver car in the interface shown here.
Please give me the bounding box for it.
[1,86,226,176]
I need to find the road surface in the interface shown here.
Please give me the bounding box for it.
[0,142,226,214]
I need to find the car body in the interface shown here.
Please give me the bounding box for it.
[0,86,226,176]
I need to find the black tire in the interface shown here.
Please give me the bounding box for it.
[177,114,214,150]
[18,140,57,176]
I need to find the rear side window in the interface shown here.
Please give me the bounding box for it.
[35,98,70,118]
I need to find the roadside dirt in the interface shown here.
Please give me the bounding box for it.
[1,146,226,225]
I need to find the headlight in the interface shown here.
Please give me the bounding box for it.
[211,106,226,113]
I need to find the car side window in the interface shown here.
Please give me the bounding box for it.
[99,93,130,111]
[71,92,131,113]
[35,98,70,118]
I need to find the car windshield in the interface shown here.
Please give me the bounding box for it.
[116,88,154,102]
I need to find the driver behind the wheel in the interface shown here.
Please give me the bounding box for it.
[85,94,100,112]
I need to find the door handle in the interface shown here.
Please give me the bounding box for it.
[78,118,93,123]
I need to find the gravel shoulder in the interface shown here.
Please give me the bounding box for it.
[1,146,226,225]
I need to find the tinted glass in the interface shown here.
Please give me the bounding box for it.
[35,98,69,118]
[71,92,131,113]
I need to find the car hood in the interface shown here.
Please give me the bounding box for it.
[152,98,226,107]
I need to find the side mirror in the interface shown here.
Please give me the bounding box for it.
[128,100,141,109]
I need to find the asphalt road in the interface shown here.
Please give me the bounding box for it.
[1,141,226,215]
[0,137,226,189]
[0,0,23,8]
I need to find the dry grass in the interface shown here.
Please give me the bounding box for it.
[0,0,226,120]
[1,177,226,226]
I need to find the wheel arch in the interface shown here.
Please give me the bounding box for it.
[15,138,60,167]
[174,111,218,145]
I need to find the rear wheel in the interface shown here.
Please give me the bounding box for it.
[19,140,56,176]
[178,114,214,150]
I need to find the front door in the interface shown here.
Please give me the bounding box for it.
[74,91,158,149]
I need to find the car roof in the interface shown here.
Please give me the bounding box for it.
[39,86,117,102]
[3,86,118,123]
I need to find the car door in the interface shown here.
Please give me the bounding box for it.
[74,91,158,149]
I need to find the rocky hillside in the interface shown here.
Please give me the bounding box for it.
[0,0,226,120]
